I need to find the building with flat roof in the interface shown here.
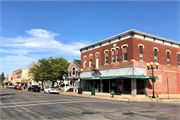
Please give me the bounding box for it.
[79,29,180,97]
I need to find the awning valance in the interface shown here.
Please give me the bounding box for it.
[80,75,158,80]
[67,78,78,80]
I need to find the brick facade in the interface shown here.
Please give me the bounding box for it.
[80,35,180,95]
[67,60,81,79]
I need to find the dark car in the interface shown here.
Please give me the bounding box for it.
[28,85,41,92]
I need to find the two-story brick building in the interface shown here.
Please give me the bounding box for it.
[11,68,31,86]
[79,29,180,97]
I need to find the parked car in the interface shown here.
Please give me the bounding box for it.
[13,85,18,89]
[6,85,12,88]
[28,85,41,92]
[44,87,59,94]
[16,86,22,90]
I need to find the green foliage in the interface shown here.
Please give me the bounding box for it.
[29,57,70,83]
[0,72,5,84]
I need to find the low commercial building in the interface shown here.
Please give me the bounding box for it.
[6,74,13,86]
[11,68,35,87]
[79,29,180,97]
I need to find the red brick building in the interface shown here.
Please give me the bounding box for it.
[79,29,180,97]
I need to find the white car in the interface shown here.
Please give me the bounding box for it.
[44,87,59,94]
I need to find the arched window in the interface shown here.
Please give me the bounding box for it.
[72,67,75,76]
[122,46,127,61]
[84,61,87,68]
[166,51,171,65]
[154,48,158,63]
[112,49,115,63]
[178,53,180,66]
[116,48,119,62]
[139,45,143,61]
[89,60,92,67]
[95,53,99,69]
[105,51,109,64]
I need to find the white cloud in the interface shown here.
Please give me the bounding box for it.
[1,29,89,75]
[1,29,88,56]
[25,29,59,38]
[0,55,38,75]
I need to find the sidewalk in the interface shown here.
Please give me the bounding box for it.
[60,91,180,102]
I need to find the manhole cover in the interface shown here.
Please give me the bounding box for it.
[82,112,94,114]
[123,112,135,115]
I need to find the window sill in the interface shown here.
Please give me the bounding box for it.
[139,60,144,62]
[104,63,109,65]
[167,64,171,66]
[122,60,128,63]
[111,62,115,64]
[178,65,180,67]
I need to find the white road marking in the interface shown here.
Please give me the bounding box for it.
[0,99,94,105]
[0,101,99,109]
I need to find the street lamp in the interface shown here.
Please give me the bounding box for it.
[146,62,159,98]
[75,69,83,78]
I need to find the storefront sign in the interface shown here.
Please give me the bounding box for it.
[92,77,99,79]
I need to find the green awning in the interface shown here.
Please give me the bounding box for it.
[80,75,158,80]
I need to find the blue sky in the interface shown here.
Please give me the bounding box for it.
[1,1,179,75]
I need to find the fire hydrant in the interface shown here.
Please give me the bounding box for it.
[111,90,114,98]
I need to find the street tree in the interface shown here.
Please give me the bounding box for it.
[0,72,6,85]
[29,57,70,90]
[48,57,70,86]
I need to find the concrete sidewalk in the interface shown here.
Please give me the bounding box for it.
[60,91,180,102]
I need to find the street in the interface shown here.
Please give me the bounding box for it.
[0,87,179,120]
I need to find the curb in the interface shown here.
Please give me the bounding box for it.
[59,93,180,102]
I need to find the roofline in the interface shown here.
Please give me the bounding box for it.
[79,29,180,50]
[67,59,81,70]
[74,59,81,68]
[13,68,29,73]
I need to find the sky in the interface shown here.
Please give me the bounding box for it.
[0,1,179,76]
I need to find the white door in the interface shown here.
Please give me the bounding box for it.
[96,58,99,69]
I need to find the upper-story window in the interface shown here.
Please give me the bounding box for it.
[116,48,119,62]
[72,67,75,76]
[68,71,71,77]
[16,75,21,79]
[167,51,171,65]
[105,51,108,64]
[154,49,158,63]
[122,46,127,61]
[112,50,115,63]
[84,61,87,68]
[95,53,99,69]
[11,77,13,80]
[178,53,180,66]
[89,60,92,67]
[139,46,143,61]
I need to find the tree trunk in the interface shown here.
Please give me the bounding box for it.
[52,81,54,87]
[42,80,44,91]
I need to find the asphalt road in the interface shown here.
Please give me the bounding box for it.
[0,87,179,120]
